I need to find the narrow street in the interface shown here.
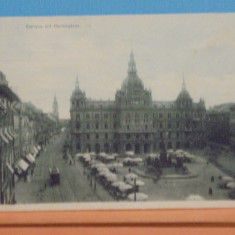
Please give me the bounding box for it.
[15,131,113,204]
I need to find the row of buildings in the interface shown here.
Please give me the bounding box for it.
[70,52,232,155]
[0,71,59,204]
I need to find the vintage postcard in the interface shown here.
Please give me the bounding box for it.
[0,13,235,211]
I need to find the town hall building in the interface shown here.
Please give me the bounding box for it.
[70,52,206,154]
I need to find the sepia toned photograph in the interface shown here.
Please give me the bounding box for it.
[0,13,235,210]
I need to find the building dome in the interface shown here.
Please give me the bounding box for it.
[71,76,86,100]
[177,89,192,100]
[176,78,192,101]
[121,51,144,92]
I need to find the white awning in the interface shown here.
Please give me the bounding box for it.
[6,162,14,174]
[4,127,13,141]
[26,154,35,163]
[33,146,38,154]
[0,129,9,144]
[7,127,15,139]
[9,127,17,138]
[17,159,29,171]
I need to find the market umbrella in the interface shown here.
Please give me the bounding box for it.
[123,157,132,161]
[128,192,148,201]
[129,179,145,186]
[126,151,135,157]
[222,176,234,182]
[118,183,132,192]
[76,153,83,158]
[186,194,205,201]
[107,162,123,169]
[105,155,115,161]
[91,162,105,169]
[149,153,157,158]
[98,168,110,176]
[176,154,184,158]
[111,181,125,187]
[97,167,109,172]
[132,158,143,163]
[125,173,138,180]
[104,173,118,182]
[227,182,235,189]
[99,152,107,157]
[176,149,184,154]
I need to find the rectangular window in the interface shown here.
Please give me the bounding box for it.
[96,134,99,139]
[76,122,80,129]
[104,113,108,119]
[144,113,148,122]
[168,132,171,138]
[135,113,139,123]
[86,113,90,119]
[95,123,99,129]
[159,113,163,118]
[176,122,180,128]
[168,113,171,119]
[126,113,130,123]
[87,134,90,139]
[86,123,90,129]
[95,114,99,119]
[105,133,108,139]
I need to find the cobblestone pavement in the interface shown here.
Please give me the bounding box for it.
[15,132,113,204]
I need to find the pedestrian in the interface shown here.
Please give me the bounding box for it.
[211,176,214,182]
[44,182,47,189]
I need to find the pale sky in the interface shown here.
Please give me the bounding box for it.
[0,13,235,118]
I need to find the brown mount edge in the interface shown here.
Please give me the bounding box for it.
[0,208,235,226]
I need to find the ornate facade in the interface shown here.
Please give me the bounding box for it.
[0,71,19,204]
[70,52,206,154]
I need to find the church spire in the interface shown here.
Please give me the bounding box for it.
[53,94,59,119]
[127,50,137,75]
[182,75,186,91]
[75,74,79,89]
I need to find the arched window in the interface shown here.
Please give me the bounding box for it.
[76,122,80,129]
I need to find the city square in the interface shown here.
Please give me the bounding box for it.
[0,13,235,206]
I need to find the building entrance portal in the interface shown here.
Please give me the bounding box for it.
[126,143,131,151]
[104,143,109,153]
[144,143,150,153]
[135,143,140,154]
[95,143,100,153]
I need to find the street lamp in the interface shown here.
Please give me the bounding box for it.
[134,178,137,201]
